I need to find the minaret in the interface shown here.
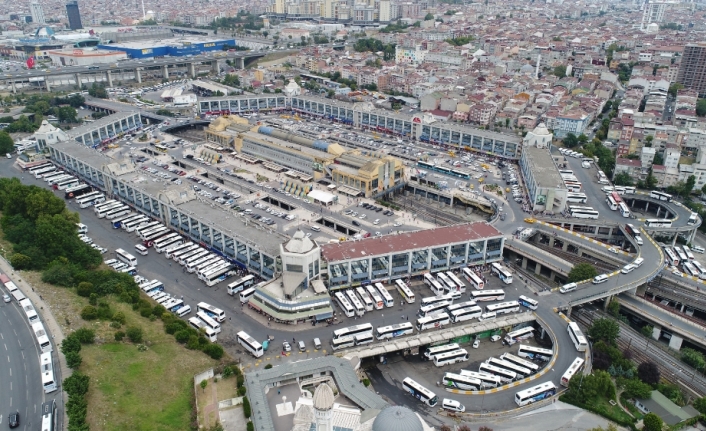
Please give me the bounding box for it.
[312,384,334,431]
[535,54,541,79]
[141,0,146,19]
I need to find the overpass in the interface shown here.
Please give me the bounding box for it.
[83,98,172,123]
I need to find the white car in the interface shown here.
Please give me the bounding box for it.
[393,222,402,227]
[490,335,501,342]
[442,399,465,413]
[373,219,380,225]
[472,339,480,348]
[3,294,10,303]
[608,247,618,254]
[282,341,292,352]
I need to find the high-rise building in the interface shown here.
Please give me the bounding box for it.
[30,1,46,24]
[66,1,83,30]
[677,42,706,97]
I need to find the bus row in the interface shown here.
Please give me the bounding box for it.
[605,191,631,217]
[162,240,237,286]
[568,205,600,220]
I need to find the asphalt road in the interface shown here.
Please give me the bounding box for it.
[0,297,45,431]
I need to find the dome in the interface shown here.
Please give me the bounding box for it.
[284,230,315,254]
[312,384,334,411]
[532,122,551,136]
[372,406,424,431]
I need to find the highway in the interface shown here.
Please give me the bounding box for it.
[0,292,45,431]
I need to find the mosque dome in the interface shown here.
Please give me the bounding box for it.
[312,384,334,411]
[371,406,424,431]
[284,230,315,254]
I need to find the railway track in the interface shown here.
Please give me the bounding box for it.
[572,308,706,397]
[390,197,473,226]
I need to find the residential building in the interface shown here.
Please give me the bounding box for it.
[30,1,46,24]
[677,42,706,97]
[66,1,83,30]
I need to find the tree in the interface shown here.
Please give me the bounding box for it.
[588,318,620,345]
[613,172,634,186]
[668,83,684,97]
[606,298,620,318]
[680,348,705,371]
[684,174,696,196]
[56,106,78,123]
[0,131,14,154]
[10,253,31,269]
[200,379,208,392]
[694,397,706,415]
[243,396,251,418]
[577,134,589,146]
[439,425,452,431]
[424,13,435,20]
[80,305,98,320]
[623,378,652,399]
[554,65,567,78]
[568,262,597,282]
[637,361,660,385]
[645,168,658,189]
[563,132,579,148]
[697,99,706,117]
[641,325,654,338]
[642,413,663,431]
[66,351,82,369]
[126,326,143,343]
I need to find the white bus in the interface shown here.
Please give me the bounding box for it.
[423,343,461,360]
[486,357,531,379]
[228,275,256,295]
[449,306,483,323]
[345,289,366,316]
[33,166,57,178]
[188,317,217,342]
[331,336,356,351]
[366,284,384,310]
[186,255,219,273]
[46,174,73,185]
[41,400,57,431]
[43,171,66,183]
[490,263,513,284]
[196,302,226,322]
[618,202,631,218]
[237,331,264,358]
[76,192,104,208]
[446,272,466,293]
[395,279,416,303]
[423,273,445,296]
[19,298,40,324]
[442,372,481,391]
[421,294,455,307]
[675,247,688,262]
[141,227,170,245]
[166,243,197,259]
[354,333,374,346]
[154,234,183,253]
[104,205,131,220]
[649,191,672,202]
[446,300,477,313]
[334,291,355,317]
[504,327,535,344]
[478,362,516,383]
[182,250,210,267]
[40,352,58,393]
[171,244,200,262]
[196,311,222,334]
[28,162,53,174]
[500,353,540,374]
[32,321,53,353]
[122,215,150,232]
[375,283,394,307]
[688,213,699,226]
[570,208,600,219]
[436,272,456,293]
[434,348,469,367]
[239,287,257,303]
[459,370,501,389]
[333,323,374,341]
[416,312,450,331]
[566,192,588,204]
[462,268,485,289]
[683,246,695,261]
[355,286,374,312]
[664,247,679,266]
[56,178,80,191]
[644,218,672,228]
[134,221,162,236]
[203,265,232,287]
[561,357,585,387]
[402,377,438,407]
[138,224,167,240]
[606,195,618,211]
[683,262,699,277]
[486,301,520,315]
[179,248,207,265]
[692,260,706,276]
[518,295,538,310]
[112,213,140,229]
[141,280,164,294]
[115,248,138,266]
[95,202,124,218]
[515,382,557,406]
[567,322,588,352]
[375,322,414,340]
[417,301,452,318]
[471,289,505,302]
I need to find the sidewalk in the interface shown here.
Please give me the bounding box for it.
[0,256,70,431]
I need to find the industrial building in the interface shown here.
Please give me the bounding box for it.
[97,37,236,59]
[47,47,127,66]
[320,222,504,288]
[198,94,522,159]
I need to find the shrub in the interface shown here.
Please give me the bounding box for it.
[65,351,82,369]
[76,281,93,297]
[174,330,191,344]
[264,364,273,370]
[125,326,143,343]
[111,311,126,325]
[237,375,245,388]
[238,386,247,396]
[152,304,166,317]
[643,413,663,431]
[362,378,370,387]
[242,396,251,418]
[187,336,200,350]
[73,328,95,344]
[61,335,82,355]
[64,372,90,397]
[165,323,181,335]
[88,293,98,305]
[10,253,32,269]
[114,331,125,341]
[203,343,225,359]
[223,366,234,378]
[139,306,152,318]
[246,422,254,431]
[80,305,98,320]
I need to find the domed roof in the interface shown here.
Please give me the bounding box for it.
[372,406,423,431]
[312,384,334,411]
[284,230,315,254]
[532,122,551,136]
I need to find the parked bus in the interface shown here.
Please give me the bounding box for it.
[55,177,80,190]
[188,317,217,342]
[43,171,66,183]
[459,370,501,389]
[500,353,539,374]
[227,274,256,296]
[354,333,374,346]
[664,247,679,266]
[334,292,355,318]
[561,357,585,387]
[32,321,53,353]
[423,343,461,360]
[28,162,53,174]
[416,313,450,331]
[649,191,672,202]
[41,400,57,431]
[239,287,257,304]
[112,214,140,229]
[683,246,695,261]
[423,272,446,295]
[64,184,92,199]
[332,324,373,341]
[46,174,72,185]
[418,301,452,318]
[196,311,222,334]
[395,279,416,303]
[446,272,466,293]
[462,268,485,289]
[19,298,40,324]
[196,302,226,322]
[137,223,166,239]
[236,331,264,358]
[165,242,195,259]
[182,250,210,267]
[434,349,469,367]
[486,301,520,315]
[518,345,553,362]
[515,382,556,406]
[490,263,513,284]
[675,246,688,262]
[478,362,516,383]
[154,234,183,253]
[688,213,699,226]
[95,202,123,218]
[141,227,170,245]
[570,208,600,219]
[471,289,505,302]
[40,352,58,393]
[331,336,356,351]
[421,294,455,307]
[486,357,531,379]
[76,192,104,208]
[375,322,414,340]
[202,265,232,286]
[683,262,699,277]
[402,377,438,406]
[504,327,535,344]
[442,372,481,391]
[140,280,164,294]
[33,166,57,178]
[355,286,374,312]
[133,221,161,236]
[436,272,456,293]
[104,205,131,220]
[345,289,366,316]
[190,257,222,274]
[375,283,394,307]
[366,284,384,310]
[446,300,477,313]
[618,202,631,218]
[170,244,200,262]
[449,306,483,323]
[567,322,588,352]
[518,295,538,310]
[566,192,588,204]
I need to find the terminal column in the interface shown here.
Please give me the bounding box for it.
[135,68,142,84]
[106,70,113,88]
[602,295,613,312]
[45,76,51,92]
[188,62,196,78]
[162,65,169,80]
[236,57,245,69]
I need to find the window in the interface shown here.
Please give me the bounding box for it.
[309,262,314,278]
[314,259,319,276]
[286,264,303,273]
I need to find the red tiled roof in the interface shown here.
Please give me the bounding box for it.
[320,222,502,262]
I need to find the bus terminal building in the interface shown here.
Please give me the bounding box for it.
[320,222,504,289]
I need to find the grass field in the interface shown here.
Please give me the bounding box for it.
[25,271,219,431]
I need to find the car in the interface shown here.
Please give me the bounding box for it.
[8,411,19,428]
[3,294,10,303]
[608,247,618,254]
[442,399,465,413]
[490,335,501,342]
[672,269,683,277]
[352,220,361,227]
[472,339,480,348]
[282,341,292,352]
[5,153,11,159]
[373,219,380,225]
[393,222,401,227]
